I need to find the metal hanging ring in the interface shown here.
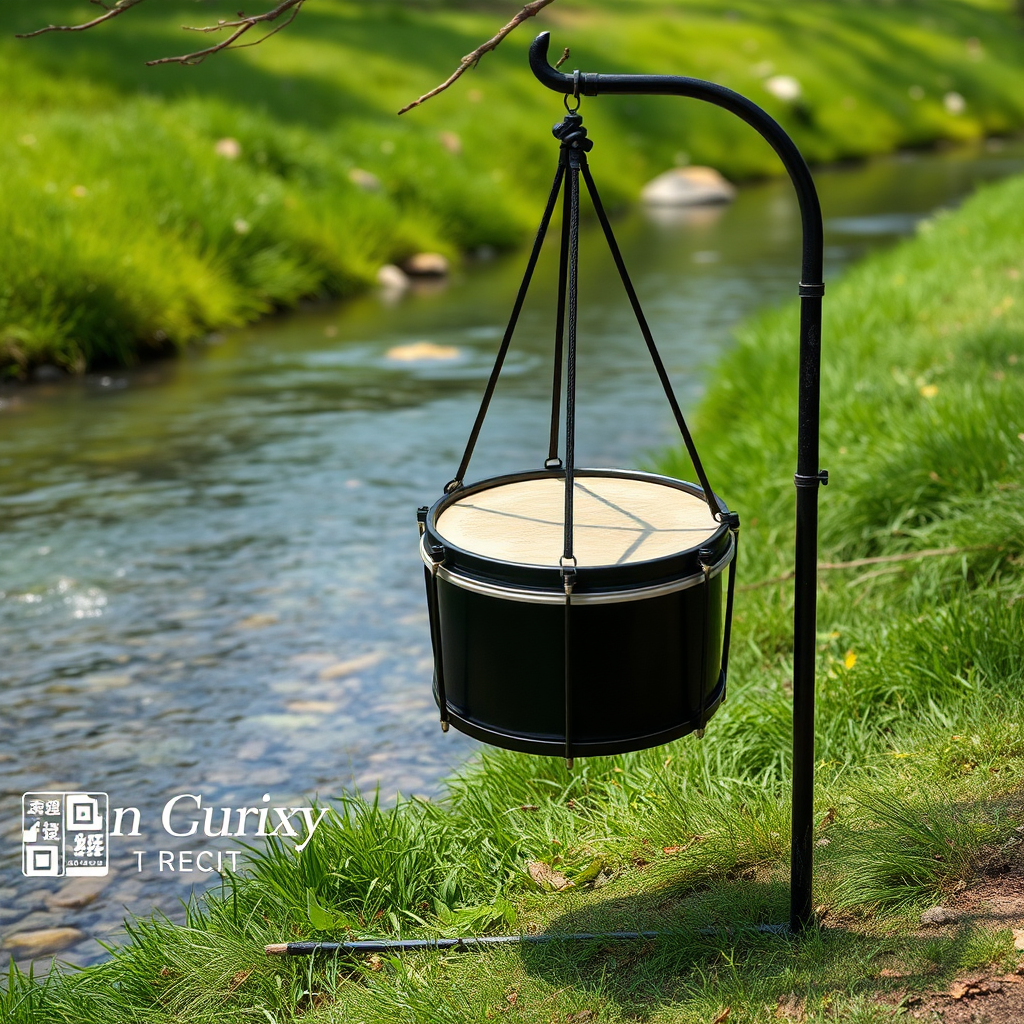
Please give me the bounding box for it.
[563,70,581,112]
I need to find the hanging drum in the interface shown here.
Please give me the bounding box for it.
[416,106,739,763]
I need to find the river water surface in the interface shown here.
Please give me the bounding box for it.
[2,141,1023,964]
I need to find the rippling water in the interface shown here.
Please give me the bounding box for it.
[2,140,1023,964]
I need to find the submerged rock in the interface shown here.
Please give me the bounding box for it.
[385,342,460,362]
[377,264,410,290]
[640,167,736,207]
[3,927,86,958]
[402,252,450,277]
[45,875,110,910]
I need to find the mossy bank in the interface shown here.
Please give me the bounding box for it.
[5,0,1024,375]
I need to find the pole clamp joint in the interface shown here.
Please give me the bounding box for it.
[798,282,825,298]
[794,469,828,489]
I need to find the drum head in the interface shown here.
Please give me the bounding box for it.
[435,473,720,569]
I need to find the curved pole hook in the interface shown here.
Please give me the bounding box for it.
[529,32,823,284]
[528,30,825,935]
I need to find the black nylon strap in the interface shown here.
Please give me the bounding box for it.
[448,162,566,492]
[564,578,574,764]
[696,551,712,734]
[578,161,724,520]
[423,563,449,728]
[448,109,724,539]
[720,519,740,704]
[562,151,581,561]
[546,169,572,467]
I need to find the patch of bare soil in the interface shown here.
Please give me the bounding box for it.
[904,972,1024,1022]
[948,856,1024,931]
[901,854,1024,1022]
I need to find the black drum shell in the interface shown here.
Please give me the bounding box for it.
[433,570,725,756]
[421,469,733,757]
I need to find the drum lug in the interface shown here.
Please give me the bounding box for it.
[425,540,446,573]
[416,506,429,537]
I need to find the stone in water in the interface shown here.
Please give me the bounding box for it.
[385,342,459,362]
[641,167,736,207]
[3,927,86,958]
[402,252,450,277]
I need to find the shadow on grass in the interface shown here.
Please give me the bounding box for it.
[511,867,1015,1020]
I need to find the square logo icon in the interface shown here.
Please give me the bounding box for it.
[66,794,103,830]
[24,844,60,876]
[22,791,109,877]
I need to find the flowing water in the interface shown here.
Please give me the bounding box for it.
[2,140,1023,964]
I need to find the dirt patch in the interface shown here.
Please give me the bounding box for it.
[900,853,1024,1021]
[948,860,1024,930]
[904,972,1024,1022]
[906,851,1024,941]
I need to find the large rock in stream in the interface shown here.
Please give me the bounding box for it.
[641,166,736,206]
[3,927,86,958]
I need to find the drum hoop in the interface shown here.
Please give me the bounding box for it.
[437,670,728,757]
[422,531,735,606]
[426,467,731,589]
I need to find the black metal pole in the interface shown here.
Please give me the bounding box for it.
[528,33,825,933]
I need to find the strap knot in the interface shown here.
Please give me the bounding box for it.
[552,113,593,153]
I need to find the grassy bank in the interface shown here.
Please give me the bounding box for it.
[5,0,1024,375]
[5,130,1024,1022]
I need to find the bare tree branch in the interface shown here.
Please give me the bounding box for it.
[397,0,557,115]
[16,0,147,39]
[147,0,306,66]
[19,0,559,111]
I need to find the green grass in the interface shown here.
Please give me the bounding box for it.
[4,111,1024,1023]
[5,0,1024,374]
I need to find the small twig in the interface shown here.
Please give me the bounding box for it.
[398,0,557,115]
[18,0,306,65]
[16,0,146,38]
[845,566,907,588]
[555,47,570,69]
[739,545,1000,591]
[146,0,305,65]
